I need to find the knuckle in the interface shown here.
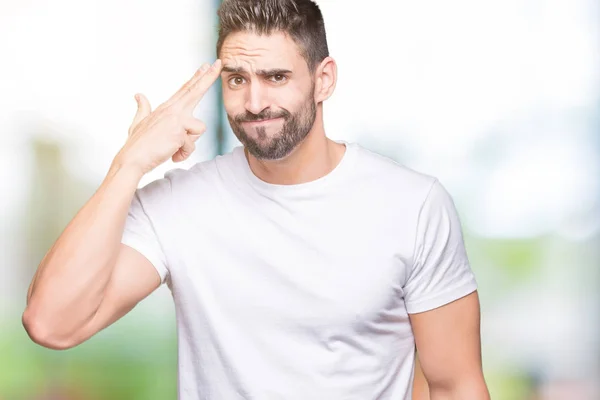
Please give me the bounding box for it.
[163,112,181,125]
[182,82,195,95]
[190,122,206,134]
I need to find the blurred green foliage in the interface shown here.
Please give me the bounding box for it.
[1,318,177,400]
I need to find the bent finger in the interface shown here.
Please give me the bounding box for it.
[172,136,195,162]
[184,118,207,141]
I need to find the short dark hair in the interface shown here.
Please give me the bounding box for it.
[216,0,329,71]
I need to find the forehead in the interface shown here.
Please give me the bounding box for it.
[220,31,304,72]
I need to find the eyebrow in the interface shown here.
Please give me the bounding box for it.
[222,66,293,76]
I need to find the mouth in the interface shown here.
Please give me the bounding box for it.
[241,117,283,126]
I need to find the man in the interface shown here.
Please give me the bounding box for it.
[23,0,490,399]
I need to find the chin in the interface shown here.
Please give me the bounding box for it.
[247,146,293,161]
[249,136,308,162]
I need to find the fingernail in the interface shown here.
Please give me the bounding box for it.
[201,63,210,72]
[134,94,139,102]
[212,59,221,68]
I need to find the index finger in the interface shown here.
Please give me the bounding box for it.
[162,62,210,108]
[180,59,223,111]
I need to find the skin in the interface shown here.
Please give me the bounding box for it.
[219,33,490,398]
[413,353,431,399]
[22,61,223,349]
[219,30,346,185]
[23,28,489,399]
[410,292,490,399]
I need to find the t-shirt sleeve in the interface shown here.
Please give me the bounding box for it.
[404,179,478,314]
[121,179,170,284]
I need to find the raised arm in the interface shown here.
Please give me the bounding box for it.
[22,60,223,349]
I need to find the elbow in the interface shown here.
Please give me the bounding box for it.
[22,307,80,350]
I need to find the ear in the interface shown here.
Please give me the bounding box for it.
[314,56,337,103]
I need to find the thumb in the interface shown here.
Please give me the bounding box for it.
[129,93,151,134]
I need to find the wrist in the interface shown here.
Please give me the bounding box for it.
[107,158,144,187]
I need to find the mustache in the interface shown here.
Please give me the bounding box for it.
[234,109,291,123]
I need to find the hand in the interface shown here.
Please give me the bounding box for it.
[113,60,222,176]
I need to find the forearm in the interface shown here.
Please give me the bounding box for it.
[23,161,142,346]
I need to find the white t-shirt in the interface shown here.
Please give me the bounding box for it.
[121,141,477,400]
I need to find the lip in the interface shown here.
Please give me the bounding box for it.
[242,117,283,126]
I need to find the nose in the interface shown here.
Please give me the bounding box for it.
[244,81,270,116]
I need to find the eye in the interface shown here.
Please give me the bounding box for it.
[269,74,287,83]
[228,76,246,86]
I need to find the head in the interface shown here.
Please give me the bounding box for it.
[217,0,336,160]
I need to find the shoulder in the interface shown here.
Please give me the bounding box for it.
[167,149,237,187]
[136,148,239,205]
[351,142,439,204]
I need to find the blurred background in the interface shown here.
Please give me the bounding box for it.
[0,0,598,398]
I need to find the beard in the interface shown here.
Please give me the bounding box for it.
[227,88,317,161]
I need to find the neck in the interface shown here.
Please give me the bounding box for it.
[244,108,346,185]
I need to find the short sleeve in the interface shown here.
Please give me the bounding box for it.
[404,179,477,314]
[121,179,170,284]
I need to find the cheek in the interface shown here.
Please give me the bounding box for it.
[222,87,245,115]
[271,85,307,112]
